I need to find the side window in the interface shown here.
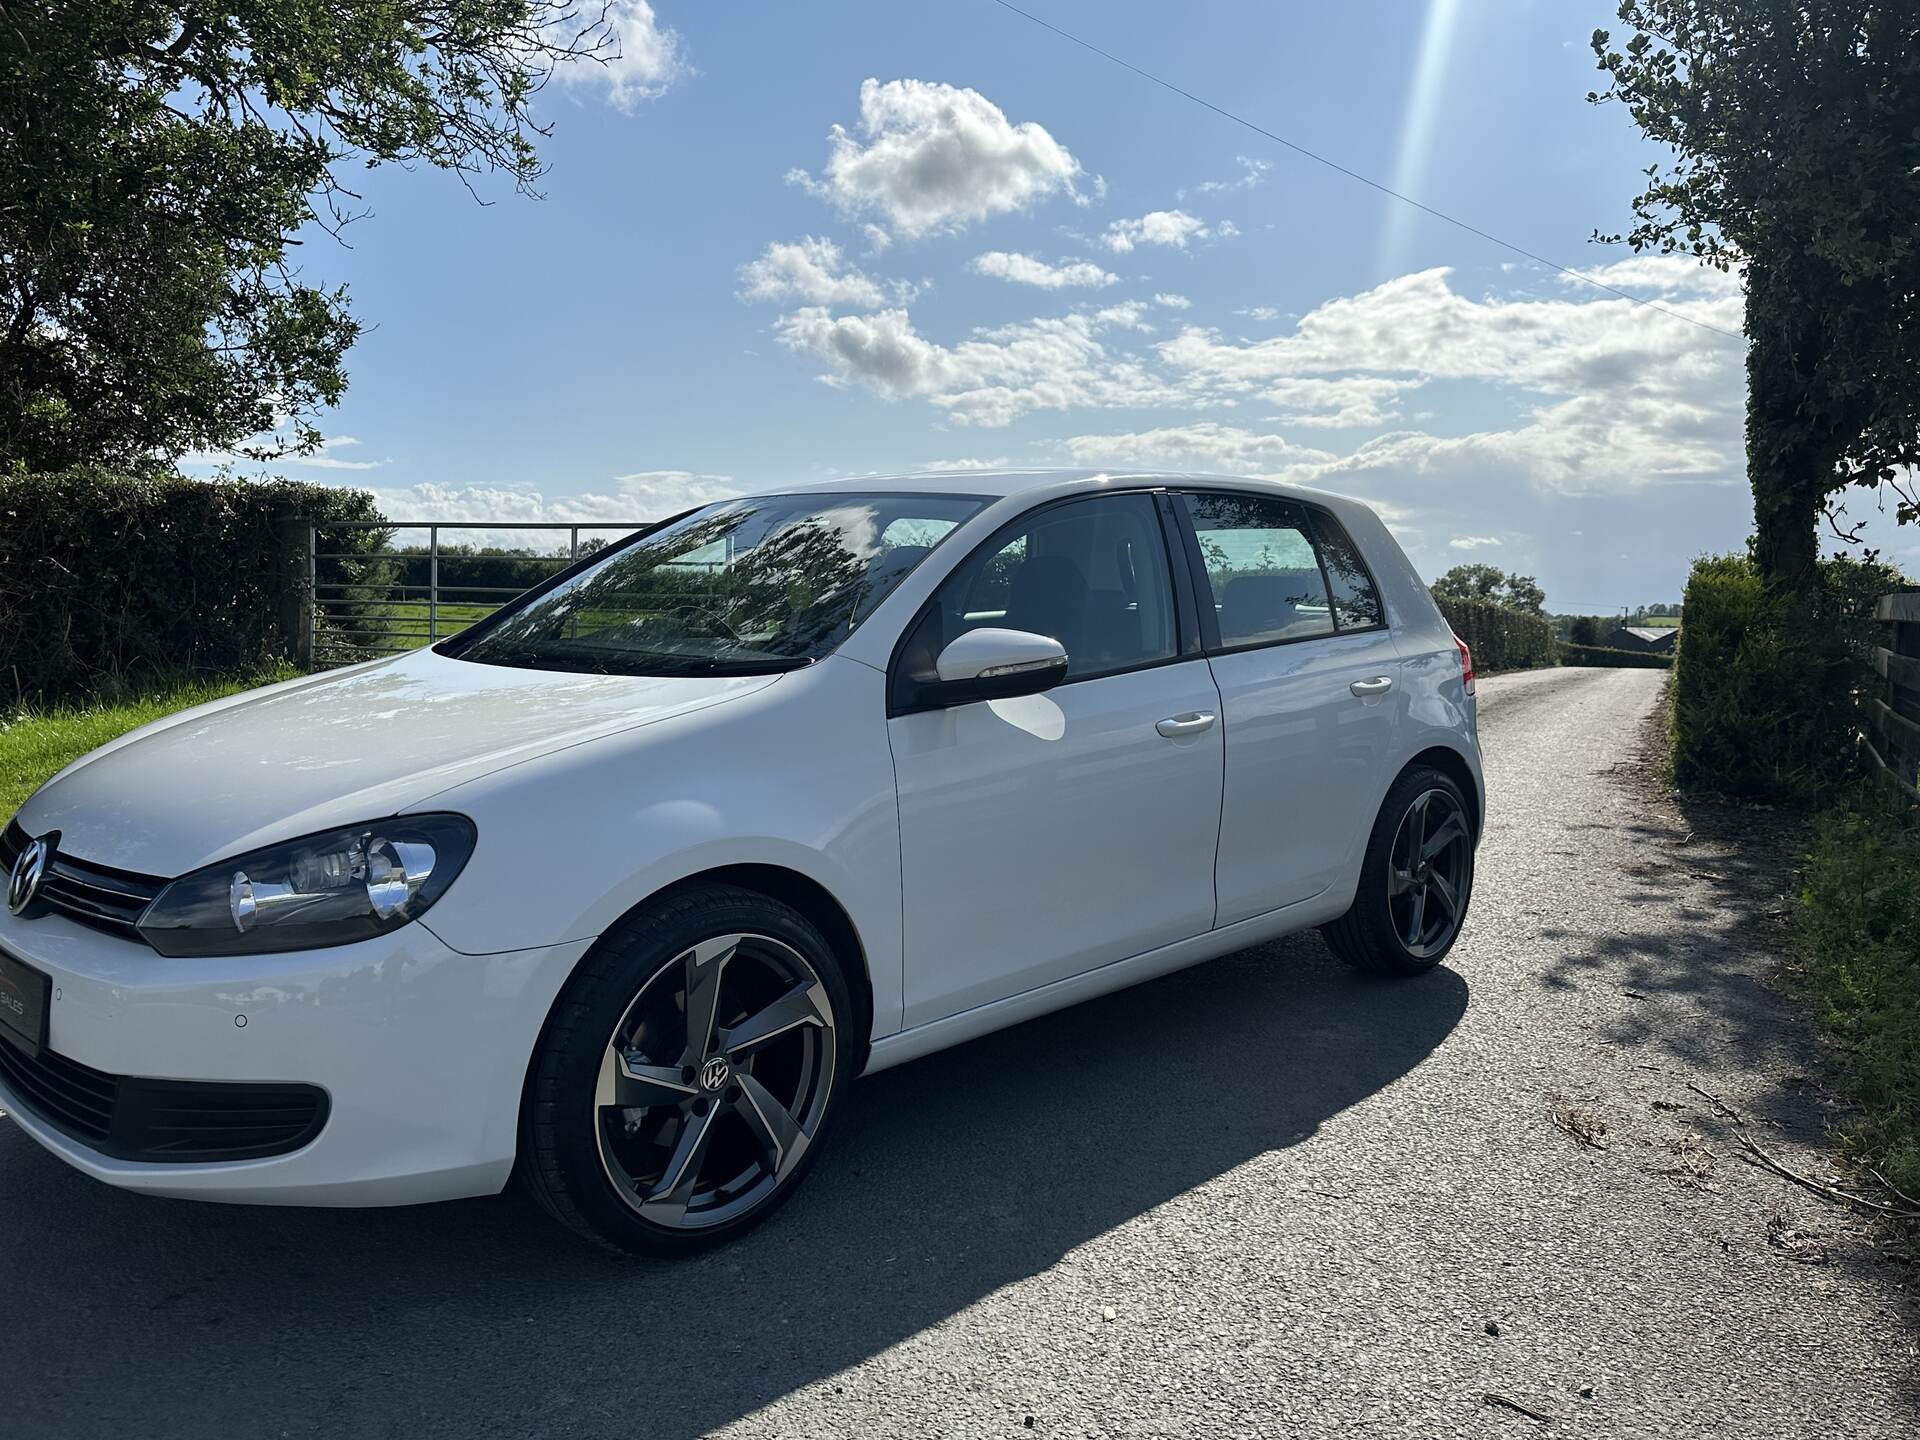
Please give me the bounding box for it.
[1309,512,1385,630]
[1182,493,1336,646]
[923,494,1178,681]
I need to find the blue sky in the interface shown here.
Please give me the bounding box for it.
[182,0,1919,610]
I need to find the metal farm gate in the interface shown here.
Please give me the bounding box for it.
[298,519,654,668]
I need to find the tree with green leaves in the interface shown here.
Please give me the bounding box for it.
[1590,3,1920,586]
[1430,563,1547,614]
[0,3,616,474]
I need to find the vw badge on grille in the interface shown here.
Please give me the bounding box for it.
[8,835,52,916]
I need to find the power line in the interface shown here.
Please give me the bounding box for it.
[984,0,1743,343]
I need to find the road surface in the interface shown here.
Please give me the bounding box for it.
[4,667,1913,1437]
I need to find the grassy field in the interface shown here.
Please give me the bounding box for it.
[1,669,293,819]
[318,600,499,658]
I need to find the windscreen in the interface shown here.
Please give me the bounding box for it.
[446,491,987,676]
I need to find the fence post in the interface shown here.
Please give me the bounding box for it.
[305,522,317,669]
[428,525,439,642]
[275,517,316,670]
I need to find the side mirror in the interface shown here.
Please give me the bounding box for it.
[926,628,1069,706]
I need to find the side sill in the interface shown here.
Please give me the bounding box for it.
[860,890,1346,1077]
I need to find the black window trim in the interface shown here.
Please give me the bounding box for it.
[1170,488,1392,660]
[886,487,1204,718]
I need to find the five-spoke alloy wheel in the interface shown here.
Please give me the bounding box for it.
[1322,764,1476,976]
[521,885,856,1255]
[595,931,836,1232]
[1386,788,1472,959]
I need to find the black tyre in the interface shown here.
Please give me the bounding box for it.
[519,884,856,1256]
[1321,765,1475,976]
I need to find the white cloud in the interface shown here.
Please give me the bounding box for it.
[790,78,1082,237]
[283,436,387,470]
[355,472,739,534]
[738,237,894,309]
[1559,257,1744,299]
[1061,423,1334,479]
[1091,301,1153,332]
[1157,262,1745,493]
[914,457,1012,471]
[772,305,1190,427]
[182,434,386,471]
[1185,155,1271,196]
[1449,535,1503,550]
[970,251,1118,289]
[1153,292,1192,309]
[551,0,690,111]
[1235,305,1284,322]
[1261,376,1420,429]
[1101,209,1210,253]
[861,224,894,254]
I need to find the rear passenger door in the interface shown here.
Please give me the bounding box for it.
[1175,492,1403,925]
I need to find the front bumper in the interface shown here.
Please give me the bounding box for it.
[0,903,590,1206]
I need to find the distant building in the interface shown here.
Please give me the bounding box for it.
[1614,626,1679,654]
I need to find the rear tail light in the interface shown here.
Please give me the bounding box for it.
[1454,634,1475,696]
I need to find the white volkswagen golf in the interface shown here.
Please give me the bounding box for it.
[0,471,1480,1253]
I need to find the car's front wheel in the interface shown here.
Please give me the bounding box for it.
[520,884,856,1255]
[1320,764,1475,976]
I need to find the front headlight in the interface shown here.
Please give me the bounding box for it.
[138,815,477,957]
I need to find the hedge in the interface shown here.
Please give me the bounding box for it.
[0,467,388,705]
[1431,596,1557,673]
[1561,642,1673,669]
[1671,552,1896,802]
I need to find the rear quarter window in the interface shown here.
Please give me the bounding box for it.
[1308,511,1385,631]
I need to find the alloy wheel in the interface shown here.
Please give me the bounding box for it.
[1387,788,1472,958]
[593,932,836,1230]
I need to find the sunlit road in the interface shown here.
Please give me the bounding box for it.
[4,668,1912,1437]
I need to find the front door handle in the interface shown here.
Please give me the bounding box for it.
[1350,676,1394,697]
[1156,711,1217,737]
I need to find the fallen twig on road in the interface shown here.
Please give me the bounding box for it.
[1549,1103,1610,1150]
[1684,1082,1920,1221]
[1866,1165,1920,1213]
[1483,1392,1555,1424]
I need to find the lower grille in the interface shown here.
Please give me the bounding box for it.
[1,820,165,941]
[0,1034,327,1162]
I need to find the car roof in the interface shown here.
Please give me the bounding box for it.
[759,467,1361,510]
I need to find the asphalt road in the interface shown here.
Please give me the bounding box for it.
[5,667,1915,1438]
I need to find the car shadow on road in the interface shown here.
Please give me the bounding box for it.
[4,935,1465,1440]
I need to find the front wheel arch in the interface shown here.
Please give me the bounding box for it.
[518,864,875,1134]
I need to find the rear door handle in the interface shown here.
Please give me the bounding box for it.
[1155,711,1217,737]
[1350,676,1394,697]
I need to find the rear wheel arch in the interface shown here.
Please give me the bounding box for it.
[1404,745,1481,842]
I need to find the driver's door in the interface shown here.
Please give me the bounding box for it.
[886,492,1224,1028]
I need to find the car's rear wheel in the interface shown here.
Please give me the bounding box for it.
[520,885,855,1255]
[1321,765,1475,976]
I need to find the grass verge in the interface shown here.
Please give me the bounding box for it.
[1,668,294,819]
[1796,800,1920,1198]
